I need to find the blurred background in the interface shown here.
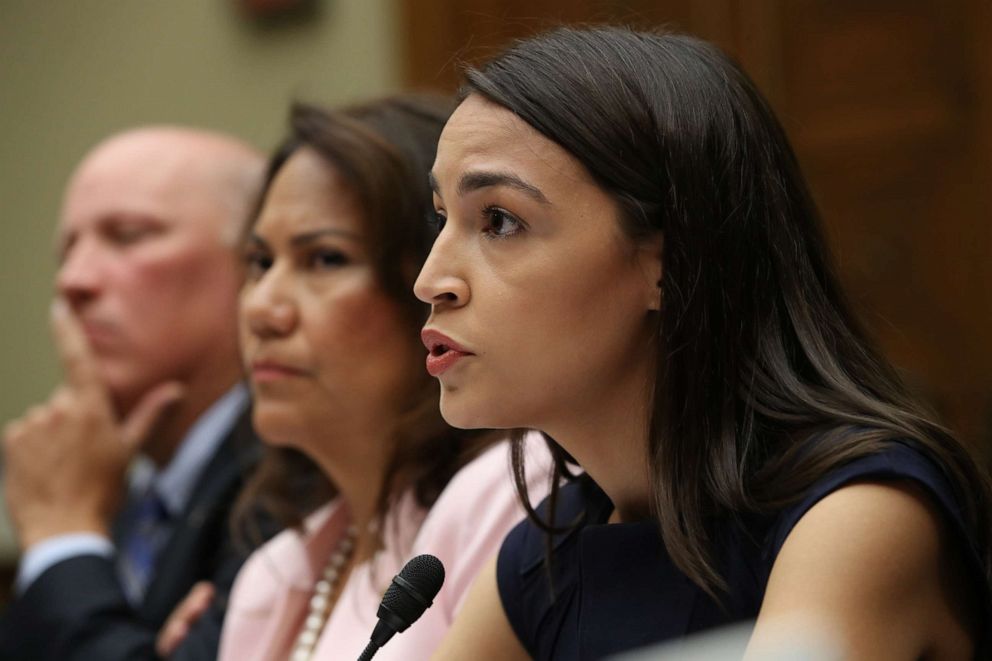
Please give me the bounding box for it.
[1,0,989,566]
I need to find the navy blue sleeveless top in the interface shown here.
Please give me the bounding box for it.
[496,442,990,659]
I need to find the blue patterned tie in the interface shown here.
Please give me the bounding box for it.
[118,487,171,605]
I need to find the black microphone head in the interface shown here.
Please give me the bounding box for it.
[376,554,445,633]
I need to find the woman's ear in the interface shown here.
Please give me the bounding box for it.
[637,232,663,312]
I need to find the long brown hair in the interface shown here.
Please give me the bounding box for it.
[465,26,992,599]
[234,96,494,546]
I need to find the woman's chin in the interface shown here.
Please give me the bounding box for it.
[437,393,478,429]
[252,408,309,448]
[439,390,518,431]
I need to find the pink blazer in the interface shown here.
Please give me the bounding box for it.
[219,435,550,660]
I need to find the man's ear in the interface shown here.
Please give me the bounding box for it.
[637,232,663,312]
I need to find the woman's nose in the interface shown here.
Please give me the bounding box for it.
[414,233,470,309]
[242,266,299,338]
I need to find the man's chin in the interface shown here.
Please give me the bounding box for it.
[101,369,164,417]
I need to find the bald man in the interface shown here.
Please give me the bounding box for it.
[1,127,270,660]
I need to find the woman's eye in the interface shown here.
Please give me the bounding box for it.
[309,249,348,269]
[483,206,522,238]
[243,250,272,278]
[430,210,447,233]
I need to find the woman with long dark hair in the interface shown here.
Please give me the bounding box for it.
[415,27,992,659]
[208,96,546,661]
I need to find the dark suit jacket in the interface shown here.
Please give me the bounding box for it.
[0,408,274,660]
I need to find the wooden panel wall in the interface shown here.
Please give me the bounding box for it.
[400,0,992,459]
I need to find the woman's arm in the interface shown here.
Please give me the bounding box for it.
[748,481,977,660]
[432,555,531,661]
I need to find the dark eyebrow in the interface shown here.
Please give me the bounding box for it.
[246,228,361,249]
[289,228,361,246]
[429,169,551,206]
[245,233,269,249]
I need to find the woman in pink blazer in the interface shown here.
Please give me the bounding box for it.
[200,96,545,661]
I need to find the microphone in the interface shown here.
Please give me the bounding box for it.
[357,554,445,661]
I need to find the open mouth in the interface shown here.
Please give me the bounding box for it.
[430,343,451,357]
[421,329,472,377]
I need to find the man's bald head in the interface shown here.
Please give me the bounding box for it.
[62,126,264,248]
[56,127,264,417]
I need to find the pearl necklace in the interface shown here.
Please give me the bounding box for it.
[290,524,357,661]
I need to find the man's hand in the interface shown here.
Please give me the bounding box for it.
[156,581,216,657]
[2,299,184,550]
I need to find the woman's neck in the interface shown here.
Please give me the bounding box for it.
[301,417,398,553]
[544,367,655,523]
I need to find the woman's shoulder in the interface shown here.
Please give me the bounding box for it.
[229,502,341,606]
[499,470,606,574]
[763,440,990,634]
[495,473,604,613]
[757,441,990,656]
[421,431,549,524]
[496,474,638,659]
[768,441,972,558]
[438,438,513,495]
[261,501,338,558]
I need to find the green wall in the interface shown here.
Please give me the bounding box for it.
[0,0,400,558]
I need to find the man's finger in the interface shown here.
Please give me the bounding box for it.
[184,581,215,619]
[156,620,189,658]
[156,581,215,657]
[120,382,186,451]
[49,298,101,391]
